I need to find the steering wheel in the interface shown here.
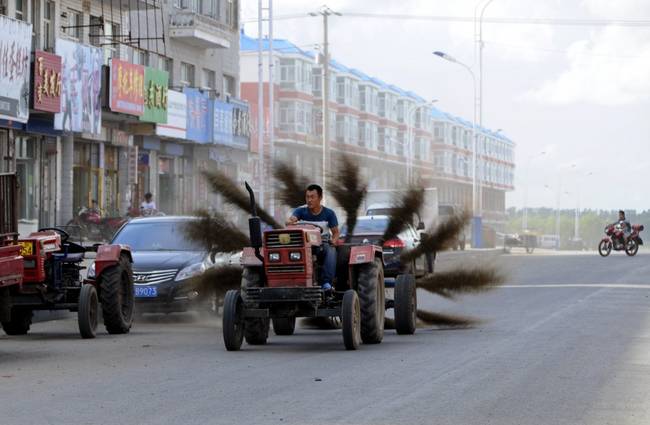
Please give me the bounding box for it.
[296,221,327,234]
[38,227,70,243]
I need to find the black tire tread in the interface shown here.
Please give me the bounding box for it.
[342,290,360,350]
[394,274,417,335]
[272,317,296,335]
[356,258,385,344]
[78,284,98,339]
[100,255,134,334]
[223,290,244,351]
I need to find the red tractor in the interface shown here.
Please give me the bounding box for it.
[0,173,134,339]
[222,183,417,351]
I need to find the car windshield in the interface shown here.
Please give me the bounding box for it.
[347,218,390,234]
[439,205,454,216]
[112,221,202,252]
[367,208,394,216]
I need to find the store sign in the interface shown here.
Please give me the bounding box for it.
[54,39,103,134]
[140,67,169,123]
[109,59,144,116]
[33,51,62,113]
[111,129,132,146]
[0,16,32,123]
[213,99,251,150]
[155,90,186,139]
[184,88,211,143]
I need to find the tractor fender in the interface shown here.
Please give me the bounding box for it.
[94,244,132,277]
[348,245,382,265]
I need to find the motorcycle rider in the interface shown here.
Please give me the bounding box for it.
[616,210,632,246]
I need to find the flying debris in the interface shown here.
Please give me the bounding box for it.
[382,187,425,242]
[400,211,471,263]
[274,162,310,208]
[189,265,244,299]
[416,267,505,300]
[202,169,282,229]
[415,310,481,328]
[183,209,250,254]
[329,154,367,242]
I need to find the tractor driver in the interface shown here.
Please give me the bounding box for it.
[287,184,339,293]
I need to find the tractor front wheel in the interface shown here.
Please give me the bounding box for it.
[394,274,417,335]
[1,308,32,335]
[222,290,244,351]
[78,284,99,339]
[356,258,385,344]
[342,290,361,350]
[100,255,134,334]
[272,317,296,335]
[244,317,270,345]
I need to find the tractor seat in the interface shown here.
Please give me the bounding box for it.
[52,252,85,263]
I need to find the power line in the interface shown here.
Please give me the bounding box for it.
[242,12,650,28]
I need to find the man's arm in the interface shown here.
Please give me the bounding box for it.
[286,215,298,225]
[330,226,340,244]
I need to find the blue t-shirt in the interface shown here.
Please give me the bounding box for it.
[292,206,339,229]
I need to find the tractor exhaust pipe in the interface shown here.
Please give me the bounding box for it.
[245,182,263,258]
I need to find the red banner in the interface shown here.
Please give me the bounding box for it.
[109,58,145,116]
[33,51,62,113]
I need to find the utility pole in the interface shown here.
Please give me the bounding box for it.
[268,0,274,217]
[257,0,265,208]
[310,6,341,197]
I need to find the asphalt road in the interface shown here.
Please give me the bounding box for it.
[1,250,650,425]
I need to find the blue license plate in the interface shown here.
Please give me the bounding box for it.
[134,286,158,298]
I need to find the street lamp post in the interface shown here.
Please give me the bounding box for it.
[309,6,341,199]
[522,150,546,231]
[433,51,482,247]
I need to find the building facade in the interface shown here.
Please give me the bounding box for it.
[239,33,515,232]
[0,0,245,236]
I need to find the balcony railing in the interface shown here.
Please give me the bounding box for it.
[169,10,233,49]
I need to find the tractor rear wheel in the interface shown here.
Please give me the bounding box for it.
[223,290,244,351]
[100,255,134,334]
[356,258,385,344]
[244,318,270,345]
[394,274,417,335]
[78,284,99,339]
[272,317,296,335]
[1,308,32,335]
[342,290,361,350]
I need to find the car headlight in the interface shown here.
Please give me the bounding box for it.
[175,261,207,281]
[87,262,96,279]
[289,251,302,261]
[269,252,280,262]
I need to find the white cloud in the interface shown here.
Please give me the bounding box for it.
[525,25,650,105]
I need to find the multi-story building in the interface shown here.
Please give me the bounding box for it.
[239,32,515,232]
[0,0,244,235]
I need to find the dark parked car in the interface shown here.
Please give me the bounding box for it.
[100,216,235,314]
[340,215,433,279]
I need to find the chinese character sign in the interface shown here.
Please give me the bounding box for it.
[140,67,169,123]
[0,16,32,123]
[156,90,186,139]
[184,88,211,143]
[213,99,251,150]
[33,51,62,113]
[54,39,103,134]
[110,59,144,116]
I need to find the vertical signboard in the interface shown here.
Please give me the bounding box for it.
[140,67,169,123]
[184,88,211,143]
[109,58,145,116]
[33,51,62,113]
[54,39,103,134]
[213,99,251,150]
[155,90,186,139]
[0,16,32,122]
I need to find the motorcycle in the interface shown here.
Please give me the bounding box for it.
[598,223,644,257]
[66,206,128,242]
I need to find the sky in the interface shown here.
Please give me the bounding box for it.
[240,0,650,212]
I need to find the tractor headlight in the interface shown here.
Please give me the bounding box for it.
[289,251,302,261]
[269,252,281,262]
[87,262,96,279]
[175,261,207,281]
